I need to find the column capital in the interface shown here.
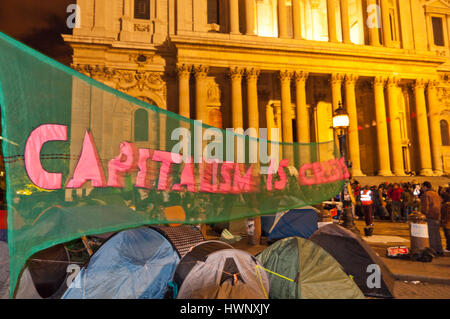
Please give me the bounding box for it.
[193,65,209,80]
[279,70,294,83]
[374,76,387,86]
[344,74,358,85]
[176,64,192,78]
[229,67,245,80]
[331,73,345,84]
[294,70,309,83]
[246,68,260,80]
[386,76,400,88]
[427,79,440,89]
[414,78,427,89]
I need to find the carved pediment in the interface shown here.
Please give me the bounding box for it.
[424,0,450,13]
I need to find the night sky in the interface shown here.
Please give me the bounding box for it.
[0,0,75,65]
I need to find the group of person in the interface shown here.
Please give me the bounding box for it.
[345,180,450,255]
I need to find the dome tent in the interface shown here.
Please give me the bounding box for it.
[257,237,365,299]
[260,207,319,242]
[63,227,189,299]
[173,241,270,299]
[309,224,395,298]
[1,242,72,299]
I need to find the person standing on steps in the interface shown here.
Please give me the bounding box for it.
[420,181,444,256]
[387,183,403,222]
[360,185,374,227]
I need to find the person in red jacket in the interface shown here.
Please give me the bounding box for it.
[387,183,403,222]
[360,185,374,226]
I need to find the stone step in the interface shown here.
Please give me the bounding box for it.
[351,175,450,188]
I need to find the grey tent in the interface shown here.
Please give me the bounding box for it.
[174,241,270,299]
[257,237,365,299]
[310,224,395,298]
[1,242,71,299]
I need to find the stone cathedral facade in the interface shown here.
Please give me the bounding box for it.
[63,0,450,177]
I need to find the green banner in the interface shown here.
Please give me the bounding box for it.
[0,32,348,297]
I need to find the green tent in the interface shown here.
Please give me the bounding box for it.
[257,237,365,299]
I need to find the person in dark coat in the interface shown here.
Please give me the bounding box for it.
[401,184,415,223]
[373,185,387,220]
[420,181,444,256]
[352,180,362,219]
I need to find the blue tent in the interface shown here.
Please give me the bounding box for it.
[63,227,180,299]
[261,206,319,241]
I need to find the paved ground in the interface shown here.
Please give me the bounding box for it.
[393,281,450,299]
[357,219,450,298]
[209,218,450,299]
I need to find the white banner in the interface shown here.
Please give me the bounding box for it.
[411,223,429,238]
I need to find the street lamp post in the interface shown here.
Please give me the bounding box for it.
[333,102,359,234]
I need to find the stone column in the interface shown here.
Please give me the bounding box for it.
[331,73,344,111]
[245,0,255,35]
[266,105,275,141]
[340,0,351,44]
[427,80,444,176]
[380,0,391,47]
[230,67,244,129]
[177,64,192,118]
[292,0,302,39]
[295,71,309,165]
[246,68,260,136]
[229,0,240,34]
[193,65,209,123]
[367,0,381,46]
[373,76,392,176]
[280,71,294,143]
[278,0,288,38]
[280,70,294,163]
[386,77,404,176]
[326,0,338,42]
[295,71,309,143]
[414,79,433,176]
[345,74,364,176]
[331,73,344,147]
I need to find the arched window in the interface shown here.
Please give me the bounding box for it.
[134,0,150,20]
[441,119,450,146]
[134,109,149,142]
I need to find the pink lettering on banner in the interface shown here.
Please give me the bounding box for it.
[172,161,196,192]
[219,162,234,193]
[24,124,67,190]
[200,160,220,193]
[107,142,138,188]
[152,150,182,191]
[67,131,106,188]
[338,157,351,179]
[266,159,289,191]
[233,163,254,193]
[298,163,315,185]
[266,160,275,191]
[299,157,349,185]
[136,148,154,189]
[311,162,327,184]
[274,159,289,190]
[326,159,343,182]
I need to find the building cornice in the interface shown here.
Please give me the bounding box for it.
[169,32,447,66]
